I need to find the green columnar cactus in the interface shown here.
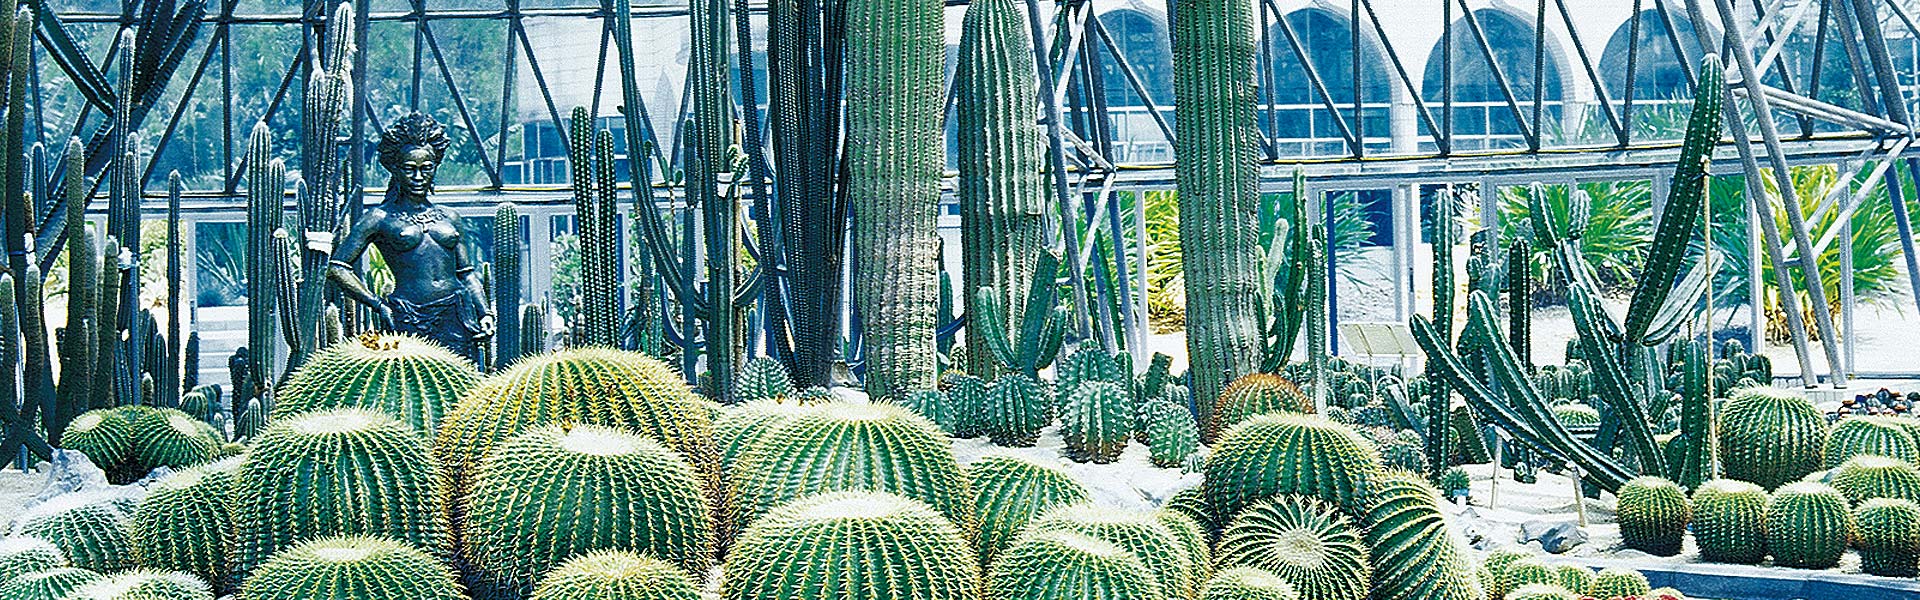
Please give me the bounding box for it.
[1145,398,1200,468]
[0,567,102,600]
[244,122,283,406]
[106,45,139,400]
[1825,417,1919,468]
[528,551,700,600]
[1063,381,1131,463]
[60,208,98,429]
[983,372,1049,446]
[0,537,66,583]
[948,374,989,438]
[10,494,133,573]
[291,2,354,368]
[92,236,121,410]
[1616,476,1691,556]
[898,388,955,433]
[1552,565,1591,595]
[1205,413,1382,518]
[1172,0,1263,430]
[564,108,621,349]
[519,304,544,356]
[162,173,182,409]
[1853,498,1920,577]
[721,491,978,600]
[58,408,137,481]
[969,455,1091,564]
[1584,567,1650,599]
[1690,478,1769,564]
[971,251,1067,379]
[686,0,737,399]
[1201,567,1297,600]
[129,407,222,476]
[1359,471,1479,600]
[986,529,1162,600]
[492,203,522,369]
[273,333,480,435]
[463,424,710,600]
[132,457,240,593]
[236,399,266,442]
[1718,386,1827,490]
[845,0,943,403]
[1830,454,1920,505]
[1028,503,1196,599]
[955,0,1044,381]
[1664,339,1713,490]
[1505,584,1577,600]
[436,348,720,528]
[1214,495,1369,600]
[731,402,972,534]
[182,332,198,397]
[240,536,462,600]
[1427,189,1456,476]
[1765,481,1851,569]
[1209,373,1312,439]
[234,409,446,585]
[735,357,793,404]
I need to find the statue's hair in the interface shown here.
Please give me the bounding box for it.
[376,112,450,172]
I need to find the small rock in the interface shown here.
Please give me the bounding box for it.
[1520,520,1587,554]
[30,449,107,505]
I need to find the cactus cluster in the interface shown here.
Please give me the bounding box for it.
[1214,495,1369,600]
[1719,387,1827,490]
[969,455,1091,564]
[730,402,972,535]
[1205,413,1382,518]
[1765,481,1852,569]
[982,373,1050,446]
[240,536,463,600]
[721,492,977,600]
[59,405,220,483]
[1616,476,1691,556]
[1690,478,1769,564]
[273,333,480,435]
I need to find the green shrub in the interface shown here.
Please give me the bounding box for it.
[0,567,102,600]
[1360,471,1479,600]
[11,493,133,573]
[986,529,1160,600]
[1063,381,1132,463]
[732,402,972,533]
[1584,567,1649,599]
[969,455,1090,564]
[1690,478,1769,564]
[1824,416,1919,468]
[1210,374,1311,439]
[1214,495,1369,600]
[273,333,480,434]
[1205,414,1381,518]
[132,456,242,592]
[1616,476,1691,556]
[721,491,978,600]
[1200,567,1297,600]
[1765,482,1851,569]
[1831,454,1920,505]
[528,550,701,600]
[239,536,463,600]
[1718,387,1826,489]
[0,537,65,583]
[1853,498,1920,577]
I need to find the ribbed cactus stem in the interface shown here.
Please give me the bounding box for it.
[163,172,182,408]
[0,273,18,465]
[590,129,620,348]
[1305,223,1327,410]
[847,0,942,402]
[1426,188,1456,476]
[957,0,1044,380]
[520,303,544,356]
[19,259,51,448]
[1507,242,1530,367]
[689,0,736,398]
[92,236,121,409]
[183,331,199,394]
[492,203,521,368]
[244,122,283,405]
[294,2,356,369]
[1173,0,1263,427]
[56,139,94,432]
[2,6,29,377]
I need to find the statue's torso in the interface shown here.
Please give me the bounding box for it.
[371,203,464,302]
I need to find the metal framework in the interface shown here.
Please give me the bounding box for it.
[30,0,1920,383]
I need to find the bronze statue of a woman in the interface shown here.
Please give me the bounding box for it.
[328,113,493,363]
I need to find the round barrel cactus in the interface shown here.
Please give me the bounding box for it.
[1209,373,1312,439]
[1853,498,1920,577]
[1201,567,1297,600]
[132,456,242,591]
[1479,548,1532,600]
[1584,567,1649,599]
[986,529,1161,600]
[129,407,223,477]
[715,400,809,471]
[1551,565,1590,594]
[1830,454,1920,505]
[463,424,712,600]
[1824,416,1919,468]
[1690,478,1768,564]
[897,388,956,433]
[1501,559,1555,591]
[1062,381,1132,464]
[11,493,133,573]
[0,537,66,583]
[1360,471,1478,600]
[1144,398,1199,468]
[1616,476,1691,556]
[273,333,480,435]
[59,407,144,484]
[1156,510,1210,581]
[1028,503,1195,598]
[947,374,989,438]
[233,408,445,585]
[1765,481,1851,569]
[732,402,972,534]
[0,567,102,600]
[436,348,719,527]
[529,550,700,600]
[983,373,1049,446]
[969,454,1091,564]
[1718,387,1827,489]
[1214,495,1369,600]
[65,570,211,600]
[721,491,978,600]
[1164,486,1214,533]
[239,536,464,600]
[734,357,793,404]
[1205,414,1382,518]
[1504,584,1577,600]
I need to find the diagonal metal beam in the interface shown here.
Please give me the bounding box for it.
[1553,0,1626,144]
[1452,0,1537,149]
[1264,0,1358,155]
[1356,0,1446,154]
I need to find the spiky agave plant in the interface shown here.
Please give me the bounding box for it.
[968,455,1091,565]
[1026,503,1196,599]
[528,551,701,600]
[10,493,133,573]
[273,333,481,435]
[131,457,243,592]
[239,536,464,600]
[720,491,978,600]
[462,424,711,600]
[730,402,972,535]
[1213,495,1369,600]
[985,529,1162,600]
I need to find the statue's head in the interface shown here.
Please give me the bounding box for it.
[377,113,450,199]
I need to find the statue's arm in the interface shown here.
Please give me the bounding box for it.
[327,212,384,310]
[454,230,494,324]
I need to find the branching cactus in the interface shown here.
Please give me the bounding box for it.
[972,249,1067,378]
[955,0,1044,380]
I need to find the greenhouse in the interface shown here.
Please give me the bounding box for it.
[0,0,1916,598]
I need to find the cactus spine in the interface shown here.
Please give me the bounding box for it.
[1719,387,1826,490]
[847,0,943,402]
[244,122,284,412]
[1062,380,1131,463]
[492,203,521,368]
[1665,339,1714,489]
[956,0,1044,380]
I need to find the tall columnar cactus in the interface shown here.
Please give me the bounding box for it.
[563,108,618,348]
[162,173,182,409]
[969,454,1091,565]
[1853,498,1920,578]
[528,551,701,600]
[0,567,103,600]
[982,372,1049,446]
[59,164,98,427]
[518,304,544,356]
[1214,495,1370,600]
[1172,0,1263,428]
[955,0,1043,381]
[971,250,1067,378]
[1830,454,1920,505]
[0,3,32,424]
[846,0,943,403]
[92,236,123,409]
[1144,397,1199,468]
[233,409,446,585]
[1765,481,1851,569]
[986,529,1162,600]
[1303,223,1328,408]
[1718,386,1827,490]
[20,259,51,448]
[463,424,711,600]
[1825,417,1919,468]
[1690,478,1769,564]
[273,333,480,435]
[241,536,463,600]
[1359,470,1480,600]
[491,204,522,369]
[1209,373,1312,439]
[1062,381,1131,464]
[244,123,284,407]
[1027,503,1197,599]
[1205,413,1383,518]
[721,492,978,600]
[292,2,355,369]
[182,331,198,395]
[1616,476,1691,556]
[730,402,972,534]
[1426,188,1456,476]
[1664,339,1714,490]
[132,457,241,593]
[10,493,134,573]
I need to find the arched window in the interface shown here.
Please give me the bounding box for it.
[1599,10,1703,104]
[1096,9,1173,107]
[1421,8,1565,150]
[1267,8,1391,155]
